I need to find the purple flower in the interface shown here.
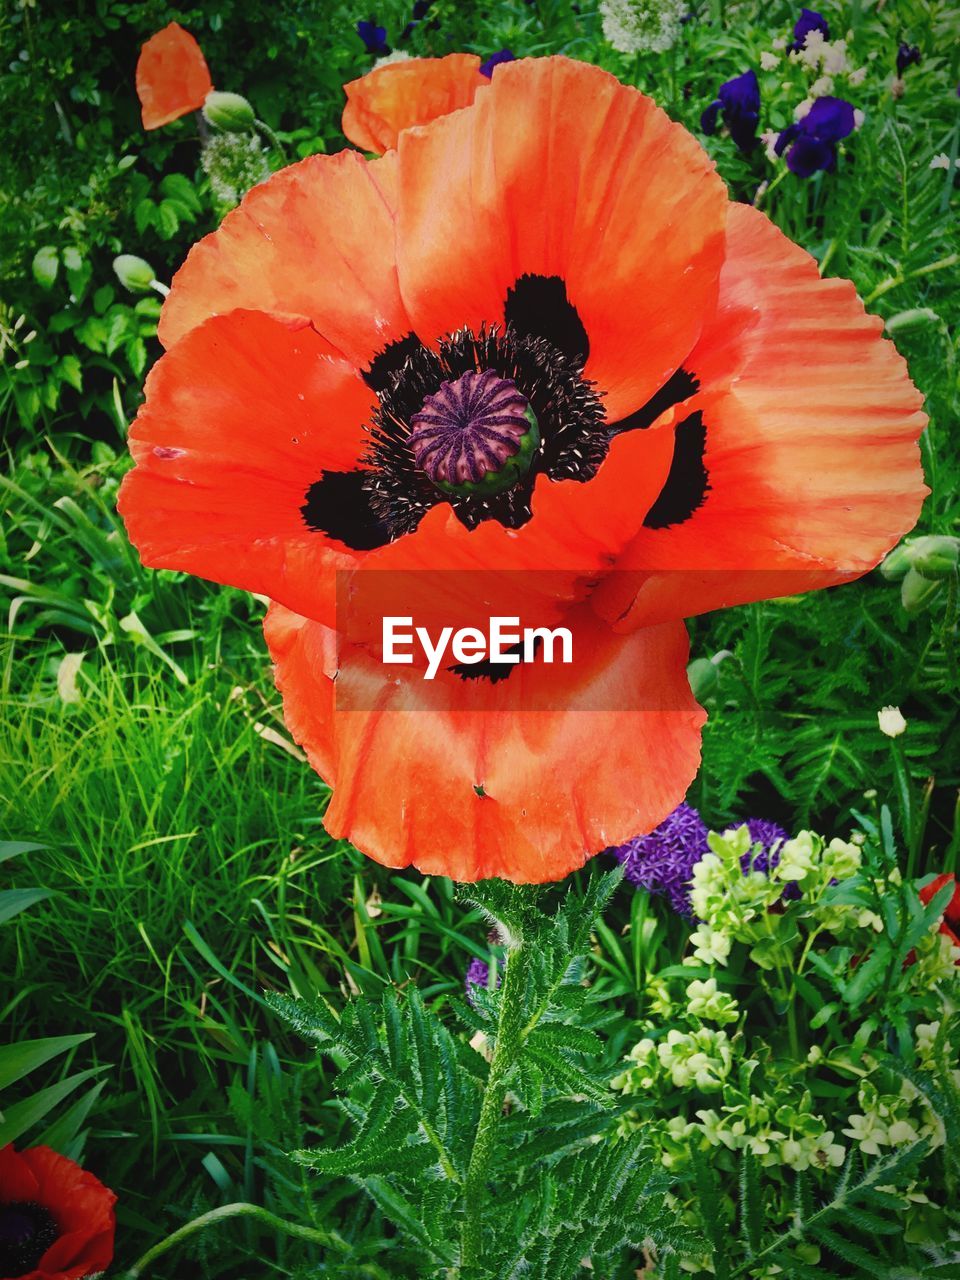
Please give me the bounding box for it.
[480,49,516,78]
[896,42,921,76]
[357,18,390,56]
[610,805,797,915]
[701,69,761,153]
[788,7,830,53]
[775,97,856,177]
[465,956,500,1006]
[609,802,710,917]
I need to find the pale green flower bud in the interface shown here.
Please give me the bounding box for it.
[113,253,156,293]
[909,534,959,579]
[901,565,940,613]
[203,90,256,132]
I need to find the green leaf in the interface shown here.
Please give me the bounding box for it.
[0,841,46,866]
[0,1067,105,1145]
[32,245,59,289]
[0,887,55,924]
[0,1034,94,1091]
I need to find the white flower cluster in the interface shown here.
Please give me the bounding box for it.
[599,0,687,55]
[201,133,271,212]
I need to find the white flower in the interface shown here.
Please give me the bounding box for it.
[760,51,779,71]
[811,75,834,97]
[599,0,686,54]
[822,39,848,75]
[690,923,732,966]
[794,97,814,121]
[854,108,865,129]
[772,35,787,50]
[760,129,780,163]
[373,49,412,68]
[848,66,867,85]
[878,705,907,737]
[931,152,952,170]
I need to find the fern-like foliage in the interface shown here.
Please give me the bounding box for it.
[693,1137,946,1279]
[268,868,692,1278]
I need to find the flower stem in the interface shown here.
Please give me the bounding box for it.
[119,1202,347,1277]
[460,934,532,1275]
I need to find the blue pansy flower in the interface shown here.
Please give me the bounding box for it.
[356,18,390,56]
[700,70,760,153]
[479,49,516,78]
[788,7,830,53]
[896,42,921,76]
[775,96,856,177]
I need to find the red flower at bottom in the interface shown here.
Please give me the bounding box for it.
[0,1145,115,1280]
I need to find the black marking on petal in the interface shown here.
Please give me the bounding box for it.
[610,367,699,434]
[642,411,709,529]
[361,333,423,393]
[301,470,393,550]
[504,274,589,366]
[0,1201,60,1278]
[449,636,541,682]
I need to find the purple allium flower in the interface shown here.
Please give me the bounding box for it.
[465,956,500,1006]
[896,42,921,76]
[775,96,856,177]
[610,805,799,915]
[701,69,761,153]
[788,7,830,53]
[609,802,710,917]
[357,18,390,56]
[480,49,516,78]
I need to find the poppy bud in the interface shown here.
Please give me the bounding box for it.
[113,254,157,293]
[908,534,959,579]
[203,90,256,133]
[900,566,941,614]
[879,543,911,580]
[687,657,719,701]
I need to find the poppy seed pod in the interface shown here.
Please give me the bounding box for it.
[203,90,256,132]
[113,254,157,294]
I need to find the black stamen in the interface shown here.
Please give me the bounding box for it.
[0,1202,60,1278]
[610,367,699,434]
[366,325,606,537]
[504,274,589,366]
[301,470,393,550]
[643,411,709,529]
[362,334,424,393]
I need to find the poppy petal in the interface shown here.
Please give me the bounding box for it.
[394,56,727,422]
[342,53,487,154]
[0,1142,40,1200]
[18,1145,116,1275]
[591,202,927,630]
[158,150,412,374]
[264,601,704,883]
[118,310,381,625]
[136,22,213,130]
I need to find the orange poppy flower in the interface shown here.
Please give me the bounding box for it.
[119,56,926,882]
[0,1143,116,1280]
[342,53,487,154]
[136,22,213,130]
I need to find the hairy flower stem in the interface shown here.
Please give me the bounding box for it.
[460,935,532,1276]
[119,1202,348,1277]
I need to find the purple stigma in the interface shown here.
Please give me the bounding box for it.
[408,368,534,489]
